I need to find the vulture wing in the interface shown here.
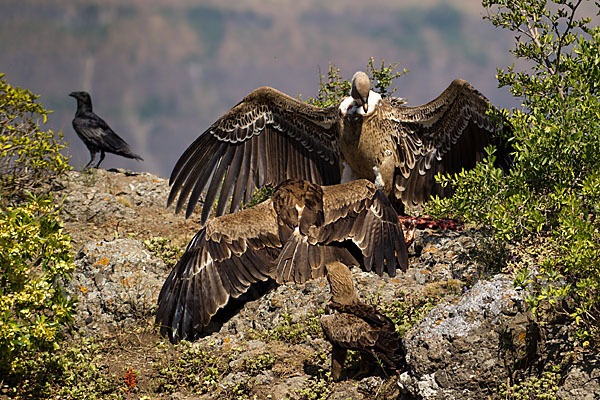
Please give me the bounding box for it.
[385,79,511,205]
[156,199,280,343]
[317,179,409,277]
[271,179,408,285]
[168,87,341,224]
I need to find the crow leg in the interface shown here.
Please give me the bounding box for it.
[95,151,106,168]
[84,150,96,169]
[331,345,347,381]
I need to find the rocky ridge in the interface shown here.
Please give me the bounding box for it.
[55,169,599,399]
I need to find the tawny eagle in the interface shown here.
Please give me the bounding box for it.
[157,179,408,343]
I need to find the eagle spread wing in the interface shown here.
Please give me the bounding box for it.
[157,179,408,343]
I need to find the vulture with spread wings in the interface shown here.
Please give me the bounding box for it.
[168,71,511,223]
[156,179,408,343]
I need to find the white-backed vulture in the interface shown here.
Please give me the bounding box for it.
[167,71,511,223]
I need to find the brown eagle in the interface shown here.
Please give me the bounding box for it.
[167,71,511,223]
[321,261,404,380]
[156,179,408,343]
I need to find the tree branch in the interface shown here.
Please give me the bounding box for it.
[521,8,556,74]
[554,0,583,95]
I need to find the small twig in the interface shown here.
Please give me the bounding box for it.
[553,0,583,100]
[521,9,556,74]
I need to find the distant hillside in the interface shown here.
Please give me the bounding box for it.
[0,0,544,176]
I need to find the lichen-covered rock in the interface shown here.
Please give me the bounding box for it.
[60,168,171,213]
[399,275,530,399]
[399,274,600,400]
[410,228,480,283]
[67,238,169,335]
[543,321,600,400]
[54,169,600,399]
[54,169,201,251]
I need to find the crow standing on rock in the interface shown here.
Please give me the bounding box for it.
[69,91,143,169]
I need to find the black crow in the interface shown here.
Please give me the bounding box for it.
[69,91,143,169]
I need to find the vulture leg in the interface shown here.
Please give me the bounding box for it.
[331,344,348,381]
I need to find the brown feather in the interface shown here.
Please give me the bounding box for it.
[157,179,408,343]
[321,262,405,380]
[169,75,510,224]
[168,87,340,224]
[390,78,511,205]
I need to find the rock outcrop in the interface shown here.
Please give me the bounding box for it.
[56,169,599,399]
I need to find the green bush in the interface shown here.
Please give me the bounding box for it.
[143,236,183,268]
[379,292,440,337]
[427,0,600,348]
[304,57,407,107]
[0,337,122,399]
[250,311,323,343]
[0,193,76,377]
[497,365,561,400]
[0,73,70,199]
[155,340,236,394]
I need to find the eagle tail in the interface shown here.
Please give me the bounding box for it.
[274,232,358,285]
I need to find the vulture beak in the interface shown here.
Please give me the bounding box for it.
[361,94,369,113]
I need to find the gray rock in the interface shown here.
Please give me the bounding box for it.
[558,358,600,399]
[400,275,529,399]
[67,238,169,335]
[399,274,600,400]
[61,182,136,224]
[270,375,310,399]
[56,169,600,399]
[329,381,367,399]
[59,169,172,221]
[357,376,385,396]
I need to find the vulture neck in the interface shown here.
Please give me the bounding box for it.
[339,90,382,117]
[326,262,360,306]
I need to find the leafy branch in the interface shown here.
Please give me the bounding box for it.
[482,0,591,101]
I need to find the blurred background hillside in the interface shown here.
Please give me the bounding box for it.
[0,0,555,176]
